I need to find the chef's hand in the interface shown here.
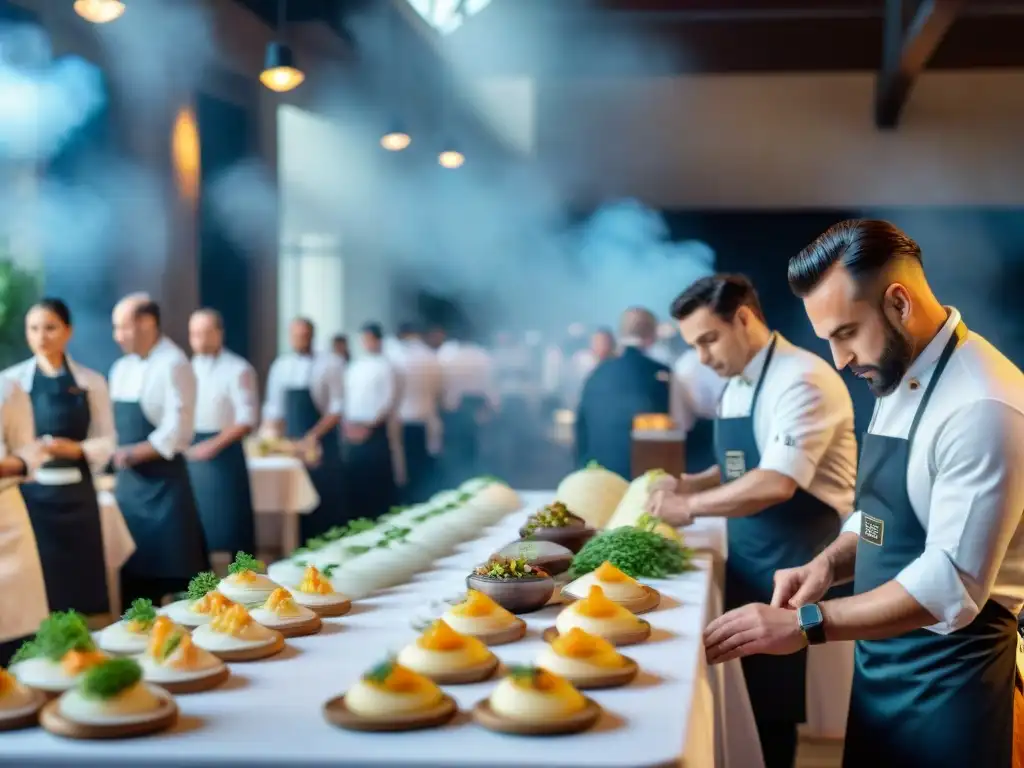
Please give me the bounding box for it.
[648,473,679,495]
[704,603,807,665]
[647,489,696,527]
[771,556,834,609]
[18,441,52,473]
[42,436,83,460]
[344,424,370,444]
[186,440,220,462]
[112,447,134,469]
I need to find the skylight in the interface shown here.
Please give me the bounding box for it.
[403,0,493,35]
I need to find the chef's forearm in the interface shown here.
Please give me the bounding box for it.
[127,441,162,464]
[820,580,937,642]
[690,469,796,519]
[210,424,252,450]
[306,413,340,441]
[819,531,859,585]
[0,455,27,477]
[681,465,721,493]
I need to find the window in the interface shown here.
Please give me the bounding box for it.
[403,0,493,35]
[278,234,344,353]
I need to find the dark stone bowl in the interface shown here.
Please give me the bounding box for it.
[492,540,574,576]
[518,523,596,554]
[466,573,555,614]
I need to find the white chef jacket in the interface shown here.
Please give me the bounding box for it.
[262,353,344,422]
[109,336,196,458]
[345,353,398,425]
[191,349,258,434]
[386,339,441,424]
[840,308,1024,634]
[437,341,500,413]
[718,333,857,517]
[671,348,728,434]
[2,356,116,474]
[0,378,48,642]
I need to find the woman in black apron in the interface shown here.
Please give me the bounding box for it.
[714,334,842,768]
[843,321,1018,768]
[13,299,109,617]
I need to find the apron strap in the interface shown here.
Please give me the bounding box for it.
[907,321,966,446]
[714,333,778,419]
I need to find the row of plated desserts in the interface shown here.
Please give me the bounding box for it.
[0,475,526,739]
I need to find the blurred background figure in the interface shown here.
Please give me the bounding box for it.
[330,334,350,365]
[672,344,727,474]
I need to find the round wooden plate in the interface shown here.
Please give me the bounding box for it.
[268,613,322,639]
[304,598,351,618]
[539,656,639,690]
[0,689,47,731]
[472,697,601,735]
[147,664,230,695]
[418,656,499,685]
[542,621,651,647]
[560,585,661,615]
[39,692,178,740]
[469,618,527,647]
[323,693,457,732]
[200,631,286,662]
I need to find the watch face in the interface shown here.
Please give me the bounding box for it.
[798,603,823,628]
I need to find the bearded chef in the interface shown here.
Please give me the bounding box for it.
[703,220,1024,768]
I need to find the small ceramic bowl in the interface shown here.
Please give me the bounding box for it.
[519,521,596,554]
[493,540,574,577]
[465,573,554,614]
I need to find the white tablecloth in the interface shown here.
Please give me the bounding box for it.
[3,492,733,768]
[97,490,135,616]
[247,455,320,555]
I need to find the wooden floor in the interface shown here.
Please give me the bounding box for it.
[796,732,843,768]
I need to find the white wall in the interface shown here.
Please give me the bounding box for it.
[530,71,1024,208]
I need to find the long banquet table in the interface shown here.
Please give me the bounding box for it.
[2,491,745,768]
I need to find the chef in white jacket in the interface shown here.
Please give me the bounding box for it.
[437,330,499,485]
[0,379,51,666]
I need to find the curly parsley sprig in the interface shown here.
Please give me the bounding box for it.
[569,526,692,579]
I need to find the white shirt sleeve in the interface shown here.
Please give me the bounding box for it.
[375,365,398,424]
[147,358,195,459]
[2,380,35,456]
[758,371,852,489]
[322,358,345,417]
[229,362,259,428]
[262,358,284,422]
[82,373,116,472]
[895,400,1024,634]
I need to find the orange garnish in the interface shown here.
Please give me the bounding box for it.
[451,590,498,618]
[418,620,467,652]
[60,649,107,676]
[298,565,332,595]
[594,562,630,583]
[193,591,235,616]
[576,585,619,619]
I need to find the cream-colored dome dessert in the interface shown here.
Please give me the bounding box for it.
[136,617,224,686]
[57,657,168,725]
[488,666,587,724]
[0,667,38,717]
[344,659,445,718]
[217,552,278,603]
[249,588,320,631]
[96,598,163,655]
[536,627,630,679]
[286,565,351,614]
[564,562,648,602]
[555,585,647,640]
[162,571,236,627]
[397,620,496,677]
[191,604,279,653]
[441,590,518,636]
[10,611,109,694]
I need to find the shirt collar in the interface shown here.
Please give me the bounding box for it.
[738,332,777,386]
[901,306,962,387]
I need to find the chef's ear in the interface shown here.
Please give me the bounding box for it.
[882,283,912,325]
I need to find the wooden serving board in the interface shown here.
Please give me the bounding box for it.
[39,694,178,740]
[272,614,322,638]
[542,620,651,647]
[472,697,601,735]
[205,631,286,662]
[472,619,527,647]
[559,585,661,615]
[306,598,351,618]
[322,693,457,732]
[421,656,499,685]
[542,656,639,690]
[0,689,46,732]
[148,664,230,695]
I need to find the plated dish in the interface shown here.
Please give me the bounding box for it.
[441,589,527,646]
[249,588,322,638]
[473,665,601,735]
[286,564,352,617]
[191,604,285,662]
[535,627,638,689]
[96,598,161,655]
[10,611,110,695]
[548,585,651,646]
[0,667,46,731]
[136,617,228,694]
[162,571,237,628]
[217,552,279,603]
[562,561,661,613]
[396,619,498,684]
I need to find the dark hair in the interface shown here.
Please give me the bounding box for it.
[360,321,383,340]
[331,333,347,344]
[134,301,161,328]
[193,308,223,330]
[396,321,418,338]
[33,297,72,326]
[788,219,922,297]
[669,274,765,323]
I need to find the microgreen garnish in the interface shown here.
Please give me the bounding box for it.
[14,610,95,662]
[569,526,692,579]
[186,571,220,601]
[81,658,141,700]
[121,598,157,629]
[321,563,340,577]
[507,664,540,684]
[159,632,183,661]
[586,460,603,470]
[228,552,265,575]
[523,502,580,535]
[364,657,396,684]
[346,545,371,556]
[474,556,547,580]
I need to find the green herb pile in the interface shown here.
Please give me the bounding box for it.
[473,556,548,580]
[569,526,692,579]
[81,658,142,700]
[522,501,581,535]
[121,598,157,630]
[11,610,95,664]
[228,551,265,575]
[186,571,220,601]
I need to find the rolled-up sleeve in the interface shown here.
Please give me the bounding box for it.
[261,359,284,422]
[82,374,116,471]
[148,359,195,459]
[895,400,1024,634]
[758,372,853,489]
[230,363,259,428]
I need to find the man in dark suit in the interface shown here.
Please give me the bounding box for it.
[574,308,672,478]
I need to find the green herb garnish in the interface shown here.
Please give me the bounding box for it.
[321,563,339,578]
[347,518,377,533]
[586,460,603,470]
[159,632,183,661]
[474,556,547,580]
[346,545,371,556]
[14,610,95,662]
[186,571,220,601]
[228,551,265,575]
[569,526,692,579]
[80,658,142,700]
[364,657,396,684]
[522,501,580,535]
[507,664,540,684]
[10,640,38,664]
[121,598,157,630]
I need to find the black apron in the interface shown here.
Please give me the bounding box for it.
[20,364,109,615]
[283,387,345,540]
[715,336,842,725]
[113,400,209,579]
[843,322,1018,768]
[344,423,395,519]
[442,393,486,486]
[187,431,255,553]
[400,422,433,504]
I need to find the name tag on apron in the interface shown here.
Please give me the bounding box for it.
[724,450,746,480]
[861,513,885,546]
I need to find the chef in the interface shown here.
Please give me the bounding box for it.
[386,322,442,504]
[4,298,115,618]
[703,220,1024,768]
[187,308,258,559]
[262,317,345,539]
[108,295,209,606]
[650,274,857,768]
[671,345,727,473]
[345,322,399,518]
[0,379,49,667]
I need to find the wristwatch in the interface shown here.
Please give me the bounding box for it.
[797,603,826,645]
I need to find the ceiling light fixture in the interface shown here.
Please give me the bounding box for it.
[260,0,304,93]
[381,126,411,152]
[73,0,125,24]
[438,145,464,169]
